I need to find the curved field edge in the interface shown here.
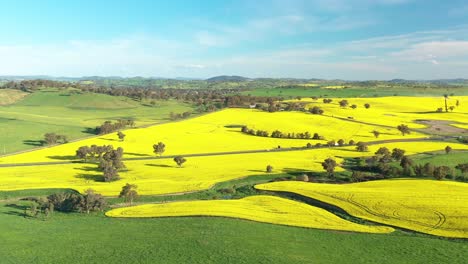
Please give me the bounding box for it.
[106,195,394,234]
[255,179,468,238]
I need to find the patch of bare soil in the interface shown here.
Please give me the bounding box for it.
[416,120,467,135]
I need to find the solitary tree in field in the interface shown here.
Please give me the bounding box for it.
[266,165,273,173]
[364,103,370,109]
[443,94,449,112]
[117,131,126,141]
[372,130,380,138]
[119,183,138,205]
[397,124,410,136]
[339,100,349,108]
[322,158,337,178]
[153,142,166,156]
[174,156,186,167]
[445,145,452,154]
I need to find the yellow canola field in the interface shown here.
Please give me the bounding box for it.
[297,96,468,129]
[105,195,394,234]
[452,123,468,130]
[256,180,468,238]
[0,108,424,164]
[0,141,466,196]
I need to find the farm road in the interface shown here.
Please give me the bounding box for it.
[0,137,448,168]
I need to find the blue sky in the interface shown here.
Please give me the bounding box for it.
[1,0,468,79]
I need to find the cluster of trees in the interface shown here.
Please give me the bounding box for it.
[43,133,68,145]
[354,146,467,181]
[96,120,134,135]
[309,106,324,115]
[2,80,79,92]
[241,126,324,140]
[76,145,125,182]
[25,189,107,219]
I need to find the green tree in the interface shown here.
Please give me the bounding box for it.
[445,145,452,154]
[117,131,126,141]
[391,148,406,161]
[174,156,186,167]
[321,158,337,178]
[397,124,410,136]
[77,189,107,214]
[153,142,166,156]
[266,165,273,173]
[372,130,380,138]
[119,183,138,205]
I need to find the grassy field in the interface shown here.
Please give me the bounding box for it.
[0,190,467,264]
[0,90,467,262]
[411,151,468,168]
[0,89,194,154]
[257,179,468,238]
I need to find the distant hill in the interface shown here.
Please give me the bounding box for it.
[206,75,250,82]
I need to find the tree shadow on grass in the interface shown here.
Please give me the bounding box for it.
[248,169,265,173]
[125,152,151,157]
[82,127,98,135]
[76,173,105,182]
[99,138,119,142]
[145,164,172,168]
[5,203,28,210]
[74,166,104,182]
[281,168,316,176]
[2,204,28,217]
[47,155,77,161]
[23,140,44,146]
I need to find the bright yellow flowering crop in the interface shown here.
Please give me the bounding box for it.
[106,195,394,234]
[256,180,468,238]
[297,96,468,129]
[0,107,427,163]
[0,141,465,196]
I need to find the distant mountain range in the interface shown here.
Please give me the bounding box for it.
[1,75,467,84]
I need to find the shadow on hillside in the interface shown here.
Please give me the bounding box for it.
[23,140,44,146]
[145,164,172,168]
[47,155,76,161]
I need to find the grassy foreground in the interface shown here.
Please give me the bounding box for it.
[0,200,467,264]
